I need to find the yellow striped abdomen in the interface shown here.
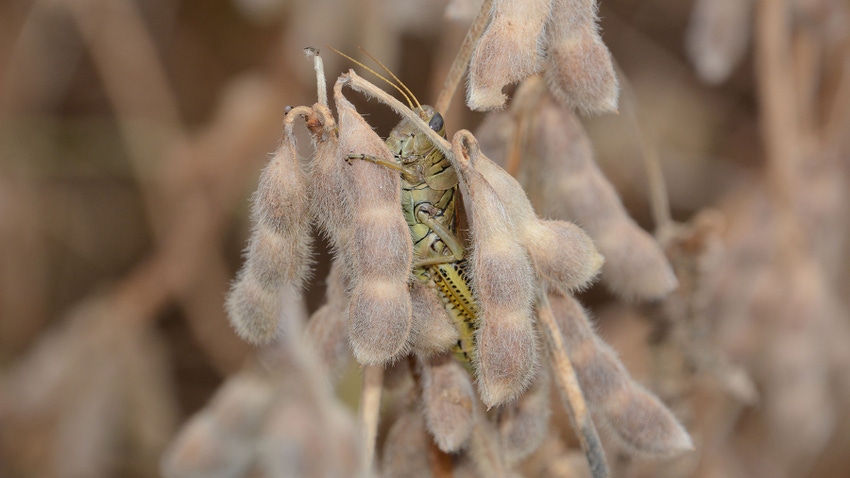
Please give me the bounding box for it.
[419,260,478,363]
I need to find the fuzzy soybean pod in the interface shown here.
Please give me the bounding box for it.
[409,281,459,358]
[421,352,476,453]
[495,366,552,467]
[307,104,349,249]
[381,410,432,478]
[467,0,552,110]
[304,260,351,385]
[549,291,693,456]
[544,0,619,114]
[334,80,414,365]
[450,131,538,408]
[225,112,313,345]
[458,129,603,293]
[535,96,677,300]
[161,371,275,478]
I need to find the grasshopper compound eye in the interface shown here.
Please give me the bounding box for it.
[428,113,444,132]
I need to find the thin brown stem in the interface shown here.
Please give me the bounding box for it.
[755,0,801,206]
[434,0,494,114]
[536,285,609,478]
[506,76,547,177]
[359,365,384,473]
[614,62,673,234]
[305,47,328,107]
[823,53,850,152]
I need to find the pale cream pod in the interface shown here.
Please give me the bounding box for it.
[421,352,476,453]
[549,291,694,456]
[544,0,619,114]
[334,82,414,365]
[467,0,552,110]
[495,365,552,467]
[458,129,603,293]
[450,130,538,408]
[408,281,460,358]
[225,119,312,345]
[304,260,351,384]
[534,96,677,300]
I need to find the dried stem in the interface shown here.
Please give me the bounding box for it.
[823,50,850,152]
[359,364,384,473]
[755,0,801,206]
[535,285,609,478]
[305,47,328,107]
[434,0,494,113]
[614,62,673,234]
[506,76,548,176]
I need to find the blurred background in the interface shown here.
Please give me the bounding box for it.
[1,0,848,477]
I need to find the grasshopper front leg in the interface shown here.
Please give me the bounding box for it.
[347,154,419,183]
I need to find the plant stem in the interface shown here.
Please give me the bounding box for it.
[536,285,609,478]
[434,0,494,114]
[360,364,384,473]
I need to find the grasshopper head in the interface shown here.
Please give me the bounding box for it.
[387,105,446,164]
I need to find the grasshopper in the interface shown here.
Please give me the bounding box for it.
[328,47,477,362]
[348,105,478,363]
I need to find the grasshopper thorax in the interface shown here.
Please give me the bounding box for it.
[386,105,446,164]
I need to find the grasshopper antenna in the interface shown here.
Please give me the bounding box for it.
[325,45,416,111]
[357,46,423,111]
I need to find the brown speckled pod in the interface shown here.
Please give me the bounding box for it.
[534,94,677,300]
[549,291,693,456]
[225,119,312,345]
[544,0,619,114]
[450,130,538,408]
[421,352,476,452]
[467,0,552,110]
[334,80,413,365]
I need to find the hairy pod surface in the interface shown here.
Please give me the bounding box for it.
[460,130,603,292]
[333,83,414,365]
[304,261,351,384]
[450,131,538,407]
[421,352,476,452]
[467,0,551,110]
[544,0,619,114]
[549,292,693,456]
[495,366,552,466]
[409,281,459,358]
[308,105,349,245]
[534,97,677,299]
[347,280,413,364]
[226,124,312,345]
